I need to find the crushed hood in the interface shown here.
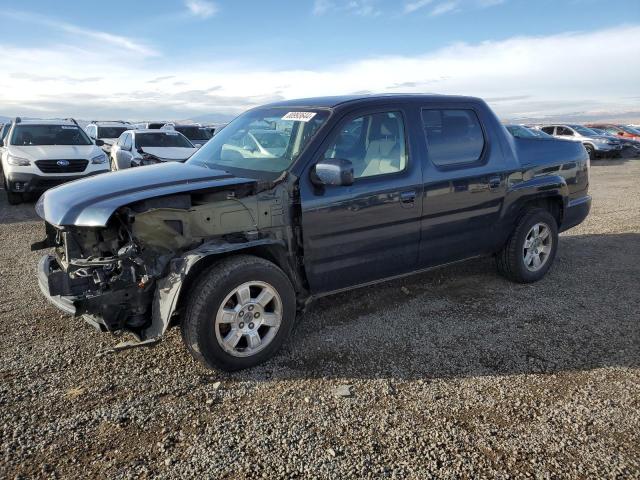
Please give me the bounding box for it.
[35,162,257,227]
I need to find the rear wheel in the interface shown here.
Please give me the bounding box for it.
[181,255,296,371]
[496,208,558,283]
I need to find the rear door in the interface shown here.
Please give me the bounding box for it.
[417,105,508,267]
[299,106,424,294]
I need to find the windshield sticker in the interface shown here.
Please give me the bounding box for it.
[282,112,317,122]
[61,126,78,129]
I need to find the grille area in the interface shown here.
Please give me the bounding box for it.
[35,159,88,173]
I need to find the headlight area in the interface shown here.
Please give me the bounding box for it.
[7,154,31,166]
[38,215,163,333]
[91,153,108,164]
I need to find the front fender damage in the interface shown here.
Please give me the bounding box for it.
[147,238,286,339]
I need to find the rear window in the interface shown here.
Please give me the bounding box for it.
[421,109,485,167]
[98,126,128,139]
[11,124,92,146]
[136,132,193,148]
[174,126,212,141]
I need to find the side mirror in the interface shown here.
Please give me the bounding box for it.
[312,158,354,186]
[95,139,104,146]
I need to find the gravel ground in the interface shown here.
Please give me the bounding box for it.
[1,158,639,479]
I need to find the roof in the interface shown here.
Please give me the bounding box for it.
[16,118,78,126]
[132,129,186,134]
[263,93,481,109]
[91,121,132,126]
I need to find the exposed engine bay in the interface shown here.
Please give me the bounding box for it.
[35,179,300,340]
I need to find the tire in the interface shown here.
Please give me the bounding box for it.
[181,255,297,371]
[4,178,22,205]
[584,144,595,160]
[496,208,558,283]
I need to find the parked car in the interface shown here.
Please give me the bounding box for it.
[1,118,108,205]
[223,128,291,158]
[0,122,11,158]
[109,129,198,170]
[84,121,133,154]
[161,123,212,148]
[504,124,552,138]
[33,94,590,371]
[589,127,640,154]
[586,124,640,142]
[537,124,622,159]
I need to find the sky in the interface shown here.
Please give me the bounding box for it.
[0,0,638,122]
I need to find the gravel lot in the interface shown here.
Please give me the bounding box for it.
[1,157,639,479]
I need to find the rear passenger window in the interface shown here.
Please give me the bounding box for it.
[421,109,485,167]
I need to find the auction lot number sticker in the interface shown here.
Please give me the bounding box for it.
[282,112,317,122]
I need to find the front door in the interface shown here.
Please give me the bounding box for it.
[299,108,424,294]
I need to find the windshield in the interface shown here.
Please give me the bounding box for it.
[174,126,212,141]
[11,124,92,146]
[570,125,598,136]
[622,126,640,135]
[136,132,194,148]
[98,126,128,139]
[187,107,330,177]
[506,125,550,138]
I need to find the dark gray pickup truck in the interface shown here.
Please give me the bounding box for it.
[33,94,591,371]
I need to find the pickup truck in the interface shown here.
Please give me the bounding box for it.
[33,94,591,371]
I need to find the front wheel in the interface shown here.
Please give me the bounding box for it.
[181,255,297,371]
[496,208,558,283]
[584,144,595,160]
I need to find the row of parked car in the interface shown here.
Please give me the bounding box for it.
[0,118,225,204]
[1,112,638,206]
[505,123,640,159]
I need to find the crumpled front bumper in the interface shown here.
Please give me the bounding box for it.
[37,253,175,337]
[37,255,78,315]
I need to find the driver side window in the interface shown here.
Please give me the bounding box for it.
[323,112,407,179]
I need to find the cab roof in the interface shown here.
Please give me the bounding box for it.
[263,93,482,110]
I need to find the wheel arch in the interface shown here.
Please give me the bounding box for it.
[146,238,306,339]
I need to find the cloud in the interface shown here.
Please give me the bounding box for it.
[404,0,434,14]
[430,1,459,16]
[404,0,506,15]
[313,0,381,16]
[147,75,176,84]
[185,0,218,18]
[0,25,638,122]
[0,10,158,57]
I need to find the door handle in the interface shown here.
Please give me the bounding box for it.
[488,176,501,189]
[400,190,417,206]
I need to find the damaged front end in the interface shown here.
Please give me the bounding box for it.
[36,213,162,335]
[33,163,301,344]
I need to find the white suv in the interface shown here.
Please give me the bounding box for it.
[1,118,109,205]
[84,121,134,154]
